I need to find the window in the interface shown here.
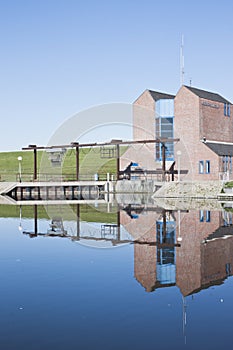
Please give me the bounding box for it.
[200,210,211,222]
[199,160,211,174]
[226,263,231,276]
[223,155,232,173]
[206,211,211,222]
[156,220,176,285]
[155,116,174,161]
[206,160,210,174]
[224,103,231,117]
[199,161,204,174]
[155,99,174,161]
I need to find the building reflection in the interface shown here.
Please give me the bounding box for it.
[123,207,233,296]
[20,202,233,296]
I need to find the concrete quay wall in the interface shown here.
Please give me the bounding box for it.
[153,181,223,199]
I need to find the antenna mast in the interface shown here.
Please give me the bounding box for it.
[180,34,185,86]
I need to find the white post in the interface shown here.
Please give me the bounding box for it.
[17,156,22,182]
[18,205,22,231]
[177,210,182,242]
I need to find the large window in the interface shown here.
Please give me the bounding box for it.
[156,219,176,285]
[155,99,174,161]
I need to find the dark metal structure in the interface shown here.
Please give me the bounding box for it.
[22,138,180,182]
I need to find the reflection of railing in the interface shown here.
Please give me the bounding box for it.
[101,224,118,238]
[0,172,117,182]
[119,169,188,182]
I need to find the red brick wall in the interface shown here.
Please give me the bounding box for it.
[121,208,160,292]
[133,90,155,141]
[201,236,233,285]
[200,98,233,142]
[175,210,221,296]
[174,86,220,180]
[121,90,158,170]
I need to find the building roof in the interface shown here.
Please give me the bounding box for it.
[148,90,175,101]
[184,86,231,104]
[205,225,233,242]
[205,141,233,156]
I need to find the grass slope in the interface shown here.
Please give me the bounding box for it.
[0,146,127,182]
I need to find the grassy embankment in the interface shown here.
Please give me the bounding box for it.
[0,146,127,182]
[0,147,126,222]
[0,204,118,222]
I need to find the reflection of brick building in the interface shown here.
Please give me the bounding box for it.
[122,207,233,296]
[122,85,233,181]
[175,210,221,296]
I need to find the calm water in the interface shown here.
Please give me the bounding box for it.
[1,201,233,349]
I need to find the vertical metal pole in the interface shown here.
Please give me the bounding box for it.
[76,145,79,181]
[171,163,175,182]
[33,148,37,181]
[34,205,38,235]
[117,205,120,242]
[162,209,167,243]
[162,143,166,182]
[76,204,80,239]
[116,144,120,180]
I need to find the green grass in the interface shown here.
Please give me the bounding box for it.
[0,204,118,223]
[0,146,127,182]
[0,148,123,224]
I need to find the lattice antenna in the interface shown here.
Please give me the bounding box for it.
[180,34,185,86]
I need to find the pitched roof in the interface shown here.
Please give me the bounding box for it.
[205,141,233,156]
[205,225,233,242]
[184,86,231,104]
[148,90,175,101]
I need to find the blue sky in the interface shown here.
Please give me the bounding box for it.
[0,0,233,151]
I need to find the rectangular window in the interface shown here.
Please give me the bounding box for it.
[228,104,231,117]
[226,263,231,276]
[199,161,204,174]
[206,211,211,222]
[224,103,227,116]
[223,156,227,172]
[224,103,231,116]
[206,160,210,174]
[155,116,174,161]
[199,210,204,222]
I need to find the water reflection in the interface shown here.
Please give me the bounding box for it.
[1,199,233,349]
[16,201,233,297]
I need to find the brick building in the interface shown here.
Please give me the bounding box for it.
[121,85,233,181]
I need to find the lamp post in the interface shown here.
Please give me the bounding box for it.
[17,156,22,182]
[177,150,182,182]
[177,209,182,243]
